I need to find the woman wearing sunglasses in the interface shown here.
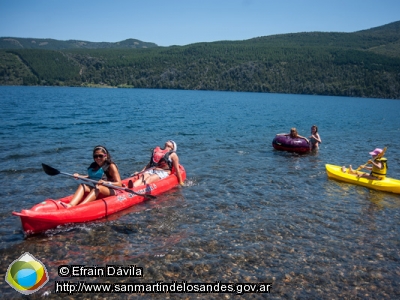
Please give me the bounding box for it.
[65,145,122,207]
[132,140,184,187]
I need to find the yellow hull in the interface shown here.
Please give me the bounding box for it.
[325,164,400,194]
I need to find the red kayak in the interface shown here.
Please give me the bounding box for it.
[13,165,186,235]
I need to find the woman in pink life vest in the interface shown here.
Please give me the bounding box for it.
[133,140,184,187]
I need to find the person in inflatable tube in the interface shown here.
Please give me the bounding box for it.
[132,140,184,187]
[276,127,309,143]
[309,125,322,150]
[65,145,122,207]
[341,148,388,180]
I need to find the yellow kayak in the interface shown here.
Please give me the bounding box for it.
[325,164,400,194]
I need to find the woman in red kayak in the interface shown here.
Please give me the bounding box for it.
[133,140,184,187]
[65,145,122,207]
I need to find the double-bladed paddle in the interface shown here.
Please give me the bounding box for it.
[41,163,156,200]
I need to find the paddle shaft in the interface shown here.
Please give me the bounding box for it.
[67,172,156,199]
[41,164,156,199]
[74,172,156,199]
[61,171,125,190]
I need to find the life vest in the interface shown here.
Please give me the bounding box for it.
[370,157,388,179]
[87,161,113,181]
[149,147,173,170]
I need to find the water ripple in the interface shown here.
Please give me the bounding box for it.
[0,87,399,298]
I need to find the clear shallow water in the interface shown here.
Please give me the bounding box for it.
[0,86,399,299]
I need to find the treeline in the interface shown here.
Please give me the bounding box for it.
[0,37,158,50]
[5,49,81,85]
[1,21,400,99]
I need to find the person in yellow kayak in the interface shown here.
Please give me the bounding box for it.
[132,140,184,187]
[64,145,122,207]
[341,148,387,180]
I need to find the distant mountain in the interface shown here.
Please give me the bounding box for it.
[245,21,400,55]
[1,21,399,99]
[356,20,400,37]
[0,37,158,50]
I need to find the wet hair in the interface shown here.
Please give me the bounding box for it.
[93,145,113,164]
[311,125,318,133]
[290,128,298,138]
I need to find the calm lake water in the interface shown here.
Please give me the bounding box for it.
[0,86,399,299]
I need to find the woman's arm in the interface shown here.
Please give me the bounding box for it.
[297,134,309,142]
[73,173,89,179]
[140,163,151,172]
[170,153,184,185]
[312,133,322,143]
[107,164,122,186]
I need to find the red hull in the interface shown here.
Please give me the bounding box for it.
[13,165,186,235]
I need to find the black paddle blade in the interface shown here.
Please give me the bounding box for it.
[42,163,61,176]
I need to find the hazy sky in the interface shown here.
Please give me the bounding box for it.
[1,0,399,46]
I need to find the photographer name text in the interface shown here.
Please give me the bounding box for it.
[58,265,143,277]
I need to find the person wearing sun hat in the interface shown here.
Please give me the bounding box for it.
[132,140,184,187]
[341,147,388,180]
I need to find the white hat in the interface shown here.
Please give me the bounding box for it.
[169,140,177,152]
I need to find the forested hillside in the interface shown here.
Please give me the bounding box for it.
[0,37,158,50]
[1,21,399,99]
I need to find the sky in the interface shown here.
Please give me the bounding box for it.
[0,0,399,47]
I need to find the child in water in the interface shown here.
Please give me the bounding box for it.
[309,125,322,150]
[276,128,309,142]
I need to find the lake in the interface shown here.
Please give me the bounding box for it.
[0,86,399,299]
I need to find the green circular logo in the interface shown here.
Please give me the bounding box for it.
[5,252,49,295]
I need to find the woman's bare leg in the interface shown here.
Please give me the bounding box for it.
[80,188,99,205]
[143,174,162,184]
[133,173,151,187]
[80,185,114,205]
[69,184,90,207]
